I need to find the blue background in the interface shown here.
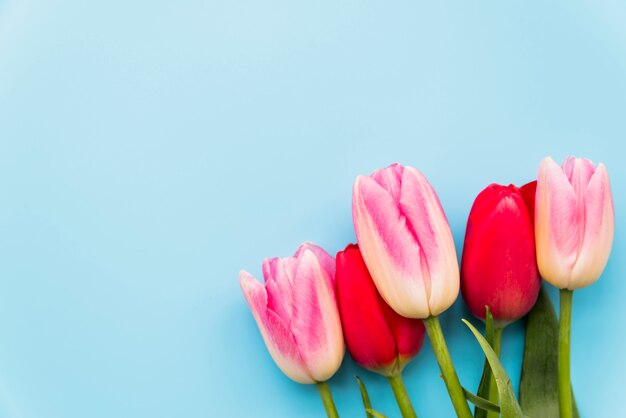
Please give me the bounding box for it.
[0,1,623,417]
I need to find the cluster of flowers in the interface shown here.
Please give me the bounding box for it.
[239,156,614,418]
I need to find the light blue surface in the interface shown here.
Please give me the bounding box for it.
[0,1,624,417]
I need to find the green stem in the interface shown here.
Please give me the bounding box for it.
[559,289,573,418]
[316,381,339,418]
[424,315,472,418]
[387,372,418,418]
[486,327,504,418]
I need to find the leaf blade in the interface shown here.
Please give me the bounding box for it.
[519,287,580,418]
[355,375,374,418]
[463,387,501,413]
[463,319,524,418]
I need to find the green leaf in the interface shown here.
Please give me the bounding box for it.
[463,319,524,418]
[355,375,374,418]
[519,287,580,418]
[475,306,495,418]
[462,387,500,413]
[365,409,389,418]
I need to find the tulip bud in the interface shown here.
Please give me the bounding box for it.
[239,242,345,384]
[460,183,541,325]
[352,163,459,318]
[336,244,425,376]
[535,156,614,290]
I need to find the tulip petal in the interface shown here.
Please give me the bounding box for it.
[295,242,336,284]
[562,157,595,193]
[370,163,404,202]
[336,246,398,373]
[460,185,540,324]
[262,257,279,282]
[290,250,344,382]
[239,271,314,384]
[570,164,615,288]
[383,303,425,365]
[263,257,296,324]
[536,157,579,287]
[353,175,430,318]
[519,181,537,225]
[400,167,460,316]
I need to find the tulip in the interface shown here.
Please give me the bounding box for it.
[336,244,424,418]
[460,182,541,417]
[535,156,614,290]
[352,163,460,319]
[239,242,344,418]
[534,156,614,418]
[461,182,541,327]
[352,163,471,418]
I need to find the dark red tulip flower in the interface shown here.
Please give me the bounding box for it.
[461,182,541,327]
[336,244,425,376]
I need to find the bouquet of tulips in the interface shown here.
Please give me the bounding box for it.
[239,156,614,418]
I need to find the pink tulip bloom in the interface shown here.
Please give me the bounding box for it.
[239,243,345,384]
[352,163,459,319]
[536,156,614,289]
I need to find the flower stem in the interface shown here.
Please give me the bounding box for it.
[486,326,503,418]
[316,381,339,418]
[424,315,472,418]
[559,289,573,418]
[387,372,418,418]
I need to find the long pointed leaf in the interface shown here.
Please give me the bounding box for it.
[519,287,580,418]
[355,375,374,418]
[462,387,500,413]
[463,319,524,418]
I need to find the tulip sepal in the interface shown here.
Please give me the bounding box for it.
[316,381,340,418]
[558,289,573,418]
[423,316,473,418]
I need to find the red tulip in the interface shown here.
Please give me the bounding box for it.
[336,244,425,376]
[460,182,541,326]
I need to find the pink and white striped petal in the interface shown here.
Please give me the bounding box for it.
[400,167,460,316]
[536,157,579,288]
[353,175,430,318]
[570,164,615,288]
[289,249,344,382]
[294,242,336,284]
[239,270,314,384]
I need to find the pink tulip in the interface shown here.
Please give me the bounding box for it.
[239,243,345,384]
[352,163,459,319]
[536,156,614,289]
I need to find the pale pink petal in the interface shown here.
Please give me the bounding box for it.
[570,164,615,288]
[239,271,314,384]
[262,258,294,324]
[400,167,460,316]
[563,157,596,253]
[535,157,579,287]
[294,242,336,283]
[370,163,404,202]
[353,175,430,318]
[262,257,279,282]
[562,157,596,193]
[289,250,344,382]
